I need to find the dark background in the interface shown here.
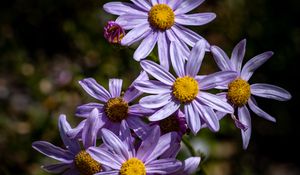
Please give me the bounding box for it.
[0,0,299,174]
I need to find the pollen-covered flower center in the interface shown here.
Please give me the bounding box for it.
[105,97,128,122]
[227,78,251,107]
[120,158,146,175]
[159,115,180,134]
[148,4,175,30]
[74,151,102,175]
[172,76,199,103]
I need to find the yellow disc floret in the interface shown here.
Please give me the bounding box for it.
[148,4,175,30]
[74,151,102,175]
[172,76,199,103]
[227,78,251,107]
[105,97,128,122]
[120,158,146,175]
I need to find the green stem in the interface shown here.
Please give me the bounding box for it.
[182,136,196,156]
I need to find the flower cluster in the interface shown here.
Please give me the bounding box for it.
[33,0,291,174]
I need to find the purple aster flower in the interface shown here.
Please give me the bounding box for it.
[87,121,182,175]
[72,71,153,140]
[211,39,292,149]
[134,40,236,134]
[104,20,125,44]
[103,0,215,69]
[32,109,103,175]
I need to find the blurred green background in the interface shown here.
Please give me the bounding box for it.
[0,0,299,174]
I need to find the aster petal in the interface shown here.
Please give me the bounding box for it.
[101,128,129,161]
[148,100,180,121]
[157,31,170,70]
[128,104,155,116]
[171,25,207,48]
[170,41,185,77]
[241,51,274,81]
[116,15,148,30]
[87,147,122,169]
[238,106,252,149]
[67,119,85,139]
[32,141,73,162]
[82,109,99,148]
[186,39,206,77]
[197,92,233,113]
[146,132,178,163]
[160,141,181,159]
[211,45,233,71]
[198,71,237,90]
[63,169,80,175]
[127,117,150,140]
[150,0,158,6]
[42,163,71,173]
[250,83,291,101]
[248,97,276,122]
[166,29,190,59]
[182,157,201,174]
[119,120,135,157]
[130,0,151,11]
[109,79,122,98]
[124,71,148,103]
[174,0,205,15]
[134,80,171,94]
[194,102,220,132]
[141,60,176,85]
[146,159,182,174]
[134,31,159,61]
[103,2,147,16]
[58,115,80,153]
[137,125,160,161]
[185,102,201,134]
[76,103,104,117]
[231,39,246,73]
[79,78,111,102]
[175,13,216,26]
[121,23,152,46]
[140,93,172,109]
[167,0,183,10]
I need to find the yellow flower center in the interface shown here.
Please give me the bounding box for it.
[120,158,146,175]
[159,115,180,134]
[105,97,129,122]
[74,151,102,175]
[227,78,251,107]
[148,4,175,30]
[172,76,199,103]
